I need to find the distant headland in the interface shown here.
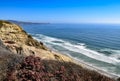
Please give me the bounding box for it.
[7,20,50,25]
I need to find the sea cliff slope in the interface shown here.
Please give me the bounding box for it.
[0,20,72,61]
[0,20,117,81]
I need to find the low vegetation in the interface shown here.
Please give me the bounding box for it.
[5,55,114,81]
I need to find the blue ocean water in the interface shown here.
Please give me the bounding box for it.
[21,24,120,76]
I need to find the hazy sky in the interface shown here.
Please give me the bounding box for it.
[0,0,120,23]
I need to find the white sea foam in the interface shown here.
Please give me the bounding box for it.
[100,49,120,60]
[33,34,120,64]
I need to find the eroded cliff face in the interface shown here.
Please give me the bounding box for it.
[0,20,47,55]
[0,20,47,49]
[0,20,72,80]
[0,20,72,61]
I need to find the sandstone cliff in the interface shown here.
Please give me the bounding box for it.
[0,20,72,61]
[0,20,72,80]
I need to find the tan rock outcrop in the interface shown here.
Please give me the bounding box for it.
[0,20,72,62]
[0,20,72,80]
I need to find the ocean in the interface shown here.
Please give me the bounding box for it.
[21,23,120,76]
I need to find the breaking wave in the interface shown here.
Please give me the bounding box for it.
[32,34,120,64]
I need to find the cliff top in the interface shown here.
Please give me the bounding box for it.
[0,20,47,50]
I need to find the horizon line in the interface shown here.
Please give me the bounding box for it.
[1,19,120,25]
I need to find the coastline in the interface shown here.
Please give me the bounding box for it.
[74,57,119,79]
[31,32,120,79]
[0,20,119,81]
[35,35,119,79]
[49,48,119,80]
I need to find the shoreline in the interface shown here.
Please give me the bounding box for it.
[50,48,119,80]
[32,34,120,79]
[33,34,120,80]
[73,58,119,79]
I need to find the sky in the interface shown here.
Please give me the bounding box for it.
[0,0,120,23]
